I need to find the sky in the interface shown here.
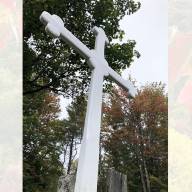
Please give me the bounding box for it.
[121,0,168,86]
[60,0,168,119]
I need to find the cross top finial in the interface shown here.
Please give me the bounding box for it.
[92,26,109,44]
[91,26,109,59]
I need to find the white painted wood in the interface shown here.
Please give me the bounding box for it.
[74,68,104,192]
[40,11,137,192]
[40,11,91,59]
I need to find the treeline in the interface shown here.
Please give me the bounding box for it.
[99,83,168,192]
[23,83,168,192]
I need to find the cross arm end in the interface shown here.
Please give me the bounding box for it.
[107,67,137,98]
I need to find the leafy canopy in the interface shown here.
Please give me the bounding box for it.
[23,0,141,96]
[100,83,168,191]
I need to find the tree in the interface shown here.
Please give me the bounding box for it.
[60,96,87,175]
[23,91,87,192]
[23,91,64,192]
[23,0,140,96]
[100,83,168,192]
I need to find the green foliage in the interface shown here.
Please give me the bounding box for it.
[23,92,64,192]
[150,175,168,191]
[62,96,87,174]
[23,0,140,96]
[23,92,87,191]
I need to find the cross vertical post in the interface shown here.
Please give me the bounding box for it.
[40,11,137,192]
[74,68,105,191]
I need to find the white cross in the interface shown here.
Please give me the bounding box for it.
[40,11,136,192]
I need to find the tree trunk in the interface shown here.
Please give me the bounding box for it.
[138,123,151,192]
[63,144,68,166]
[67,137,74,174]
[139,164,147,192]
[135,127,147,192]
[143,159,151,192]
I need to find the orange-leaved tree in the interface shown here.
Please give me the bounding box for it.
[100,82,168,192]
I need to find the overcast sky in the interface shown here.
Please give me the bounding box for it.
[121,0,168,86]
[60,0,168,118]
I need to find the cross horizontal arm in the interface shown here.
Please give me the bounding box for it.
[107,66,137,97]
[59,27,92,59]
[40,11,137,98]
